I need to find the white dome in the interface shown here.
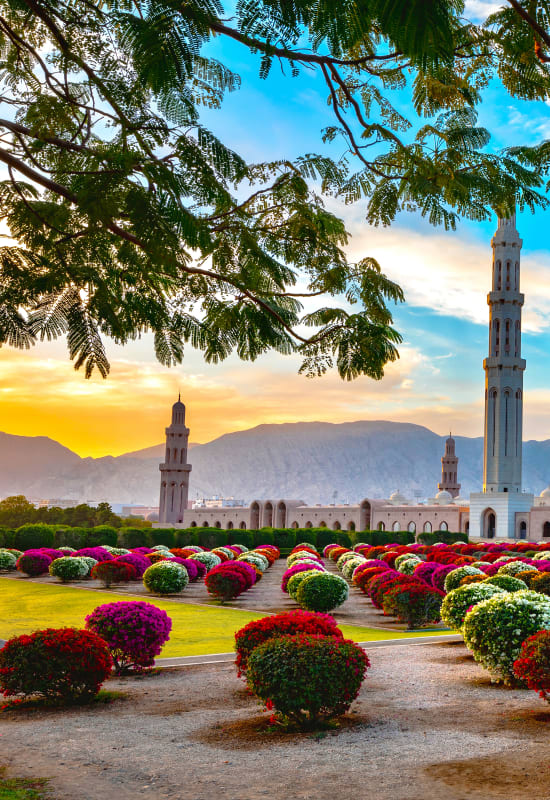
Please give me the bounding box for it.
[540,487,550,498]
[435,490,452,504]
[389,491,408,505]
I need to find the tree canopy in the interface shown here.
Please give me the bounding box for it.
[1,0,550,380]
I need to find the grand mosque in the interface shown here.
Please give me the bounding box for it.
[155,215,550,541]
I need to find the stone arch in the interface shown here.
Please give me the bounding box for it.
[202,521,209,527]
[214,521,221,529]
[190,521,197,527]
[319,521,327,528]
[408,521,416,533]
[518,520,527,539]
[347,521,356,531]
[359,499,371,531]
[263,501,274,528]
[239,521,247,530]
[439,521,448,532]
[544,522,550,538]
[333,521,341,531]
[250,501,261,529]
[227,521,234,530]
[305,521,313,529]
[483,508,496,539]
[423,521,432,533]
[180,450,185,464]
[291,521,299,529]
[173,448,178,463]
[276,501,287,528]
[496,259,502,290]
[465,521,470,534]
[378,522,385,531]
[392,521,400,532]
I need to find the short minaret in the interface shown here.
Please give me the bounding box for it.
[438,434,460,498]
[158,396,192,524]
[483,214,525,493]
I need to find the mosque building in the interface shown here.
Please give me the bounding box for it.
[155,215,550,541]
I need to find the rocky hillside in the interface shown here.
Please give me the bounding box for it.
[1,421,549,505]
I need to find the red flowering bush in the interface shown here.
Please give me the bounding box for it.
[513,630,550,701]
[0,628,112,703]
[169,547,197,558]
[246,634,369,728]
[431,564,459,591]
[382,584,445,628]
[91,560,136,588]
[327,546,349,562]
[16,552,52,576]
[235,610,343,676]
[205,564,249,601]
[353,565,389,589]
[85,601,172,673]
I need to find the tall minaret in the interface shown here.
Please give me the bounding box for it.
[482,214,526,494]
[158,396,192,524]
[438,434,460,498]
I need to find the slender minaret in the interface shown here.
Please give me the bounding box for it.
[158,395,192,524]
[438,434,460,498]
[482,215,526,494]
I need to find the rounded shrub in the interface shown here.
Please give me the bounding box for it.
[515,570,541,589]
[14,524,54,551]
[49,556,89,582]
[235,610,343,676]
[115,552,150,578]
[246,634,369,728]
[497,560,534,577]
[295,572,349,613]
[190,551,221,571]
[463,590,550,683]
[205,564,249,601]
[221,560,257,589]
[382,584,444,629]
[341,557,367,580]
[281,562,324,592]
[0,550,17,571]
[78,556,98,576]
[170,557,199,581]
[85,600,172,673]
[444,566,484,593]
[440,583,505,631]
[394,553,419,569]
[143,561,189,594]
[397,558,422,575]
[0,628,112,703]
[513,630,550,702]
[74,547,113,563]
[16,552,52,576]
[530,572,550,597]
[238,552,269,571]
[287,569,319,600]
[91,560,136,588]
[484,574,528,592]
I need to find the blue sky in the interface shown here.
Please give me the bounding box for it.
[3,0,550,456]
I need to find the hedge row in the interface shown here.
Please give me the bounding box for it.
[0,524,465,551]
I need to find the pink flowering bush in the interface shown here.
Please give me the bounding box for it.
[75,547,113,562]
[85,600,172,674]
[16,552,52,576]
[281,561,324,592]
[114,552,150,578]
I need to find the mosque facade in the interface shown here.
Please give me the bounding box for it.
[156,215,550,541]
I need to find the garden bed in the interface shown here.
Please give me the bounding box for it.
[0,640,547,800]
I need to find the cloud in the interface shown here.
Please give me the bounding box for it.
[464,0,502,20]
[342,218,550,333]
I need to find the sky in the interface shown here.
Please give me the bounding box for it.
[3,0,550,458]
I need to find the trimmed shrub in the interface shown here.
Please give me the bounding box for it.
[246,634,369,728]
[191,551,221,571]
[287,569,319,600]
[14,524,55,551]
[0,628,112,703]
[530,572,550,597]
[115,552,150,578]
[228,530,256,549]
[205,565,249,602]
[16,552,52,576]
[444,566,484,593]
[86,526,118,547]
[75,546,113,562]
[235,610,343,676]
[458,574,485,587]
[281,562,324,592]
[0,550,17,571]
[396,557,422,575]
[149,529,176,548]
[497,560,534,577]
[295,572,349,613]
[238,552,269,571]
[222,560,258,588]
[463,590,550,683]
[49,556,89,582]
[85,601,172,673]
[516,570,540,589]
[440,583,505,631]
[382,584,444,629]
[196,528,229,549]
[143,561,188,594]
[170,557,199,581]
[513,630,550,702]
[417,531,468,545]
[484,574,528,592]
[118,527,151,549]
[91,561,136,588]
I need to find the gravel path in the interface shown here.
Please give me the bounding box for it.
[0,641,547,800]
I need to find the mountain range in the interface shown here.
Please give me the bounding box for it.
[1,421,550,506]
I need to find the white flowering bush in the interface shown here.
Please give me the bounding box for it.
[190,551,221,571]
[484,574,528,592]
[0,550,17,570]
[143,561,189,594]
[287,551,318,567]
[353,543,369,551]
[444,566,484,593]
[78,556,98,575]
[239,552,269,571]
[395,553,421,570]
[296,572,349,612]
[230,544,248,553]
[342,557,367,579]
[494,556,515,563]
[533,552,550,561]
[49,556,89,582]
[472,561,492,568]
[58,546,76,553]
[295,542,319,552]
[498,560,536,577]
[463,590,550,683]
[214,546,235,559]
[151,545,171,552]
[440,583,505,631]
[336,551,360,570]
[287,569,320,600]
[397,558,422,575]
[107,547,131,556]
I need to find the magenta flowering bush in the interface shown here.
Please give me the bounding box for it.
[170,557,199,581]
[75,547,113,562]
[16,552,52,576]
[85,600,172,673]
[38,548,66,561]
[431,564,459,592]
[115,552,150,578]
[413,562,440,584]
[282,561,324,592]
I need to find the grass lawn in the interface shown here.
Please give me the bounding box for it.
[0,768,49,800]
[0,579,451,657]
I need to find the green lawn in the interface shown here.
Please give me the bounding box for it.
[0,579,451,657]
